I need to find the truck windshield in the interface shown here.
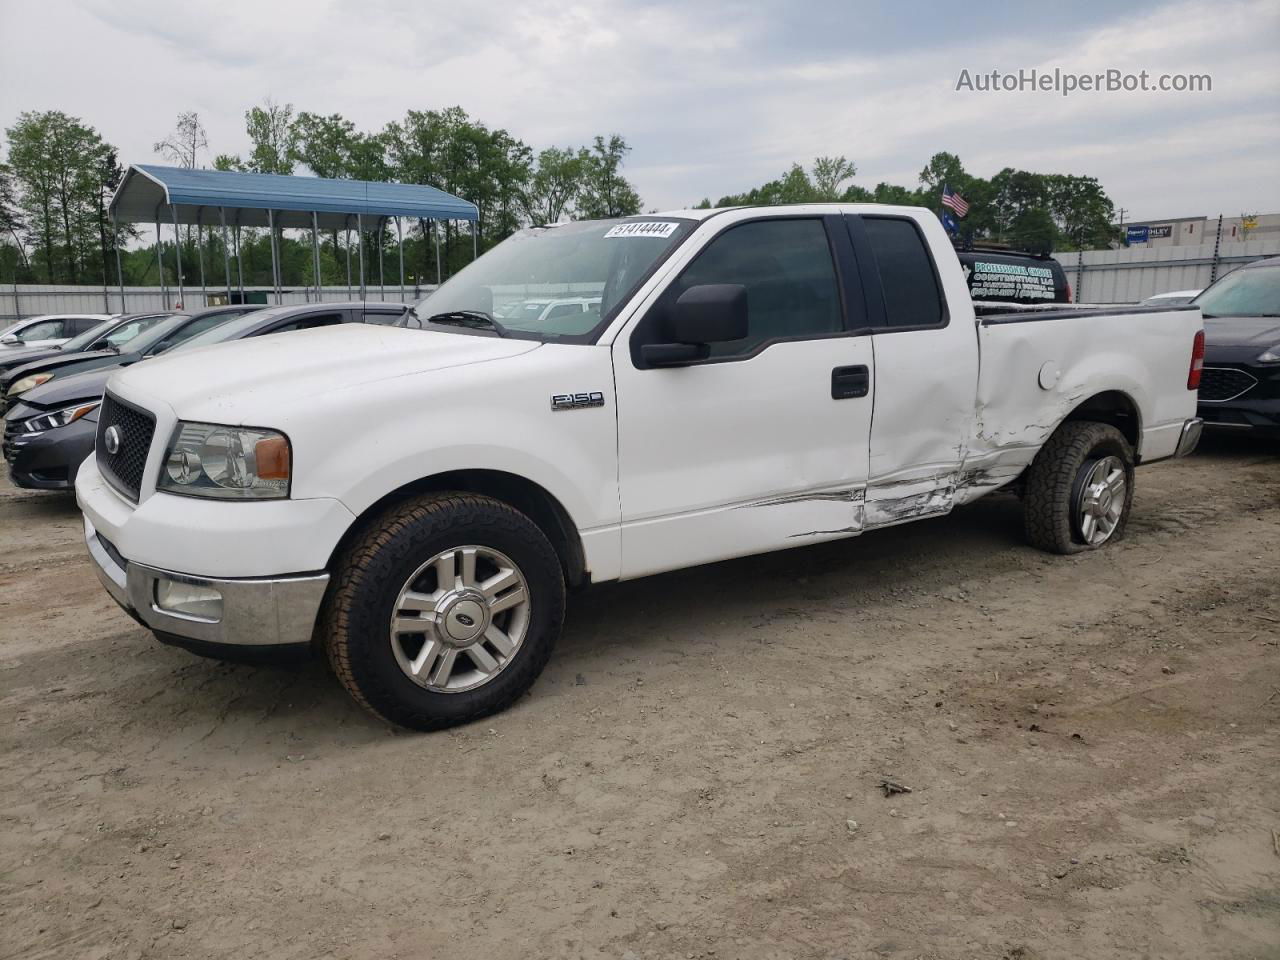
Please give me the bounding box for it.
[409,218,695,342]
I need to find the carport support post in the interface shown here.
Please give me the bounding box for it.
[311,212,323,304]
[472,220,478,262]
[171,206,185,309]
[433,219,441,287]
[378,216,386,300]
[219,208,233,302]
[357,213,366,301]
[396,217,405,303]
[267,209,281,305]
[234,216,245,301]
[112,212,126,312]
[195,212,207,307]
[344,221,353,299]
[154,220,167,308]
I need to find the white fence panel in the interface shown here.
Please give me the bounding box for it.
[2,285,438,323]
[1052,237,1280,303]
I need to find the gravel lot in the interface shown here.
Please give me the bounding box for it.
[2,437,1278,960]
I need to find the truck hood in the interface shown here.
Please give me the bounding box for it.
[109,324,541,421]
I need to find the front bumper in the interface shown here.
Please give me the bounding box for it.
[84,514,329,650]
[2,414,96,490]
[1197,360,1280,435]
[1197,397,1280,434]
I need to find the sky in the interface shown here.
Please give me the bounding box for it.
[0,0,1277,221]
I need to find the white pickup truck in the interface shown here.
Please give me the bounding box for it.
[76,204,1205,729]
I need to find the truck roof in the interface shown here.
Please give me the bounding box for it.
[651,202,932,221]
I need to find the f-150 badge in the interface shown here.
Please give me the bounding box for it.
[551,392,605,411]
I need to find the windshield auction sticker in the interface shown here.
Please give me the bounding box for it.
[604,221,681,239]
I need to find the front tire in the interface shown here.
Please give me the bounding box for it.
[1023,421,1135,555]
[322,493,565,730]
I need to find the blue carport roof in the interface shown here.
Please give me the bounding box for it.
[110,164,478,229]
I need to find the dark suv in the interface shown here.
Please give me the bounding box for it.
[955,246,1072,304]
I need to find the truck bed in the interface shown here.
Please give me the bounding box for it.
[960,302,1203,506]
[974,302,1200,322]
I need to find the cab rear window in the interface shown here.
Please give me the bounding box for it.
[862,217,945,329]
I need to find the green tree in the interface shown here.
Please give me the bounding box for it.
[1046,174,1115,250]
[1007,207,1058,253]
[812,155,856,200]
[93,146,128,288]
[716,163,819,206]
[292,113,388,274]
[6,111,111,282]
[989,168,1047,240]
[0,159,29,277]
[245,99,297,175]
[576,135,641,219]
[291,112,358,179]
[917,151,969,198]
[523,147,583,224]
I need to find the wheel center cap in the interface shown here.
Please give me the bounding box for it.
[440,595,487,644]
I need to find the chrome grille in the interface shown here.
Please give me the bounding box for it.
[1199,366,1258,403]
[96,393,156,501]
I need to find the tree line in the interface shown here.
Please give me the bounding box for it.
[700,151,1117,252]
[0,102,1121,290]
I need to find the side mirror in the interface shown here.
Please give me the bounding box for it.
[641,284,748,367]
[0,334,18,345]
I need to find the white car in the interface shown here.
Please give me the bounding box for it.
[0,313,113,350]
[495,297,602,326]
[77,204,1204,730]
[1140,289,1201,307]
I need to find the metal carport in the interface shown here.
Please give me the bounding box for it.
[109,164,479,308]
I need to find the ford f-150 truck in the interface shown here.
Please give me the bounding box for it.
[75,204,1205,730]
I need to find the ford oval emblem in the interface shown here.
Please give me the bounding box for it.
[455,612,476,627]
[104,425,122,455]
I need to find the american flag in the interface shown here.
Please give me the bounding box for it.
[941,184,970,218]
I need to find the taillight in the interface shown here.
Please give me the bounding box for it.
[1066,282,1073,303]
[1188,330,1205,390]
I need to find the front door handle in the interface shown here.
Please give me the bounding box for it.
[831,364,869,399]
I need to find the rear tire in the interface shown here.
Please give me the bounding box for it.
[322,493,565,730]
[1023,421,1135,555]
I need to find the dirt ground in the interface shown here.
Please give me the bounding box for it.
[1,436,1278,960]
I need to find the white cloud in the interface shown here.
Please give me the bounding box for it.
[0,0,1275,219]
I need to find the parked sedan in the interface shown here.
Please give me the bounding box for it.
[0,313,112,351]
[0,312,173,382]
[3,302,407,489]
[1,305,261,411]
[1139,289,1202,307]
[1195,256,1280,437]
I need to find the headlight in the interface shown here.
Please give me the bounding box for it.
[19,401,100,434]
[1258,344,1280,363]
[7,372,54,396]
[157,422,291,500]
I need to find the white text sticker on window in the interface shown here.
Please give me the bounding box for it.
[604,221,681,239]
